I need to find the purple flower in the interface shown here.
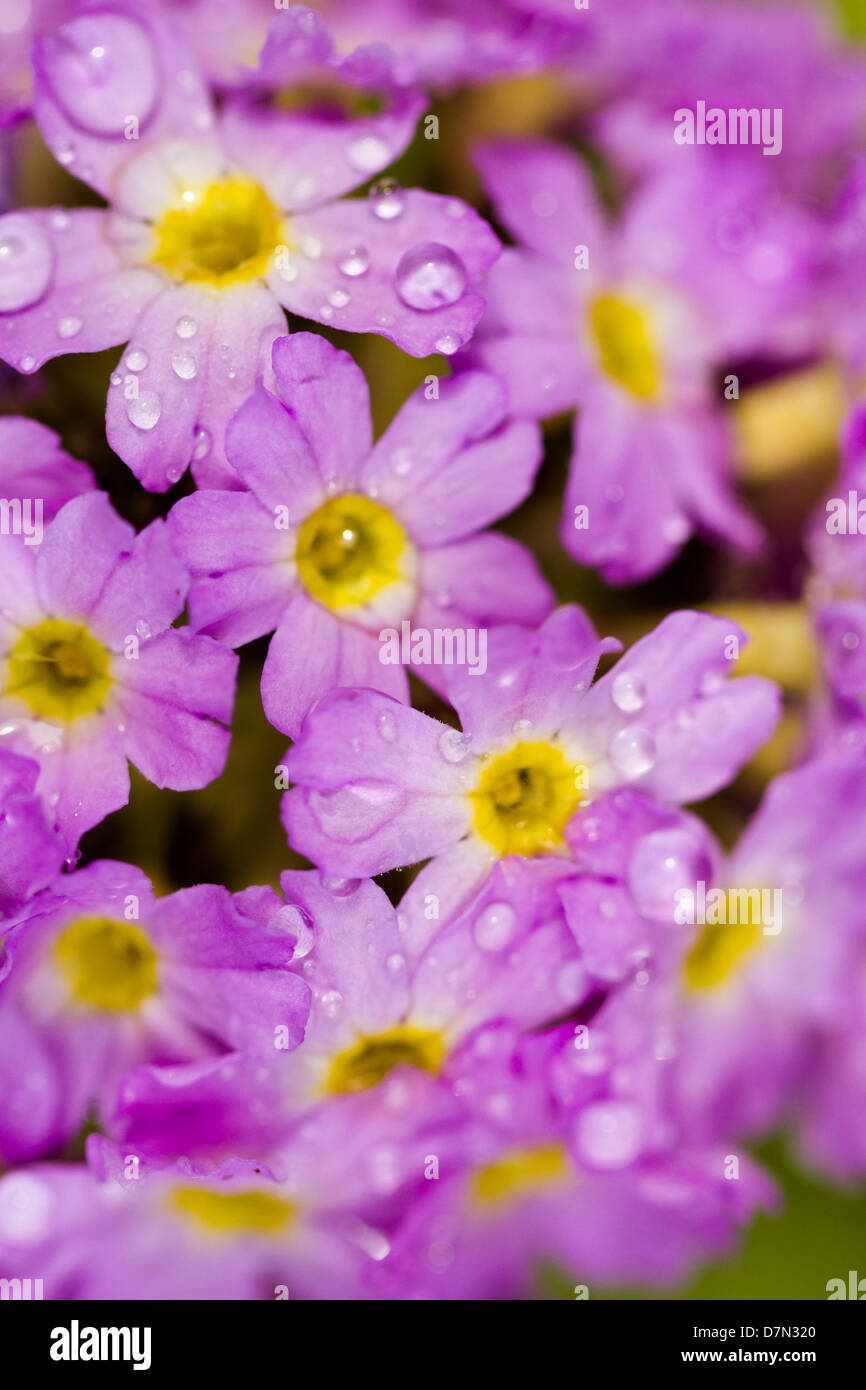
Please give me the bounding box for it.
[0,3,498,489]
[0,1139,379,1299]
[0,748,64,917]
[569,754,866,1146]
[111,863,586,1158]
[0,416,95,530]
[460,139,820,581]
[588,1,866,200]
[284,606,780,917]
[0,491,237,850]
[169,332,551,738]
[0,860,309,1162]
[372,1026,776,1298]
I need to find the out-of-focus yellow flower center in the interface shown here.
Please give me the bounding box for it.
[588,291,661,400]
[325,1025,445,1095]
[55,916,158,1012]
[471,741,585,857]
[295,494,409,612]
[6,619,112,721]
[471,1145,569,1210]
[152,176,283,286]
[683,890,767,992]
[170,1187,296,1237]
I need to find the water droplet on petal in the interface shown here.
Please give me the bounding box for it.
[378,710,397,742]
[171,348,197,379]
[434,333,460,356]
[347,135,389,172]
[369,178,404,220]
[438,729,468,763]
[42,13,159,137]
[174,315,197,339]
[320,989,343,1018]
[473,901,516,952]
[608,726,656,780]
[192,426,211,460]
[328,288,350,308]
[127,390,161,431]
[611,670,647,713]
[56,315,82,339]
[0,213,53,312]
[395,242,467,311]
[574,1100,643,1170]
[125,346,148,372]
[337,245,370,277]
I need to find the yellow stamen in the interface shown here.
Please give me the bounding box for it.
[55,916,158,1012]
[295,493,410,612]
[471,1145,569,1210]
[152,176,283,287]
[170,1187,295,1237]
[6,619,112,721]
[324,1024,445,1095]
[471,741,585,857]
[683,890,767,991]
[588,291,661,400]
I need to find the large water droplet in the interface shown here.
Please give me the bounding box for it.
[608,726,656,780]
[473,901,516,952]
[611,669,647,713]
[174,315,197,339]
[0,214,53,312]
[127,390,161,431]
[42,14,159,137]
[395,243,467,311]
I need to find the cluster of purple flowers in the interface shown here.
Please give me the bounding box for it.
[1,0,865,1300]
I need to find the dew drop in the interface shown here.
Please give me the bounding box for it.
[378,710,397,743]
[174,315,197,339]
[438,729,468,763]
[473,901,516,952]
[347,135,389,173]
[171,348,197,380]
[127,390,161,431]
[395,242,467,311]
[369,177,404,220]
[0,213,53,313]
[125,346,149,372]
[56,315,82,339]
[608,726,656,780]
[611,670,647,713]
[337,245,370,277]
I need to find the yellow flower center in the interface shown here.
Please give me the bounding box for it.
[324,1025,445,1095]
[683,890,768,992]
[152,176,283,286]
[471,741,585,857]
[170,1187,296,1237]
[6,619,112,721]
[54,916,158,1012]
[295,494,410,612]
[471,1145,569,1210]
[588,291,661,400]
